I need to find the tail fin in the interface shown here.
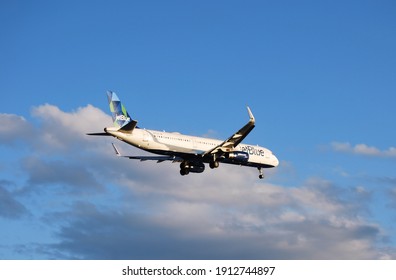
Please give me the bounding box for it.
[107,91,138,132]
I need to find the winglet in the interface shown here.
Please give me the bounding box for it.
[247,106,255,124]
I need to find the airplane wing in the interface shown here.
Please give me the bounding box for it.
[111,143,182,163]
[203,106,255,156]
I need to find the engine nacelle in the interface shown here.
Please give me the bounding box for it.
[188,161,205,173]
[226,151,249,162]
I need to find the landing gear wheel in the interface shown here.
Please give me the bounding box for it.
[258,167,264,179]
[209,160,219,169]
[180,161,190,176]
[180,168,189,176]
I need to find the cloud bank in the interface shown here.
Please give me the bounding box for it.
[0,105,395,259]
[331,142,396,158]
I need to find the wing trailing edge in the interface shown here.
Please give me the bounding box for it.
[111,143,182,163]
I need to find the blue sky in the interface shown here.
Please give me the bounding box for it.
[1,0,396,259]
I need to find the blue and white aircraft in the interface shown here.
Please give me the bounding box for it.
[88,92,279,179]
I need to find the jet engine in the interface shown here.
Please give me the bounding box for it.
[225,151,249,162]
[188,161,205,173]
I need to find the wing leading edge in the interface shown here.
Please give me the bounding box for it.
[203,106,255,156]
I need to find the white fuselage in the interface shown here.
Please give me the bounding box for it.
[105,127,279,168]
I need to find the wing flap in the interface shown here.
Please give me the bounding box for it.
[111,143,182,162]
[126,155,179,162]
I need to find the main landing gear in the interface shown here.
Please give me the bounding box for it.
[180,160,205,176]
[258,167,264,179]
[209,160,219,169]
[180,161,190,176]
[209,154,219,169]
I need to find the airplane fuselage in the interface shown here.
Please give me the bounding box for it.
[105,127,279,169]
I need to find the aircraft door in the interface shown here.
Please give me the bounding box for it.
[142,130,150,142]
[192,138,198,149]
[141,130,152,148]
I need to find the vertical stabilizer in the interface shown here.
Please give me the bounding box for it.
[107,91,137,132]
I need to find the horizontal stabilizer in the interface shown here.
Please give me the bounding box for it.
[86,132,110,136]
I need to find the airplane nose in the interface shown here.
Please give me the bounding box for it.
[272,154,279,167]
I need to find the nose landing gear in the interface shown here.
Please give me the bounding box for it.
[258,167,264,179]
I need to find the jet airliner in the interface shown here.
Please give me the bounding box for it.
[88,92,279,179]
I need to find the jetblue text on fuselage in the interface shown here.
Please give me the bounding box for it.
[241,145,265,157]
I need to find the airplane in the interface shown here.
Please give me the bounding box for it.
[88,91,279,179]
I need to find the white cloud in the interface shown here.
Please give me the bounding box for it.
[46,187,391,259]
[22,156,104,194]
[331,142,396,158]
[0,113,33,144]
[47,165,393,259]
[32,104,110,134]
[30,104,111,152]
